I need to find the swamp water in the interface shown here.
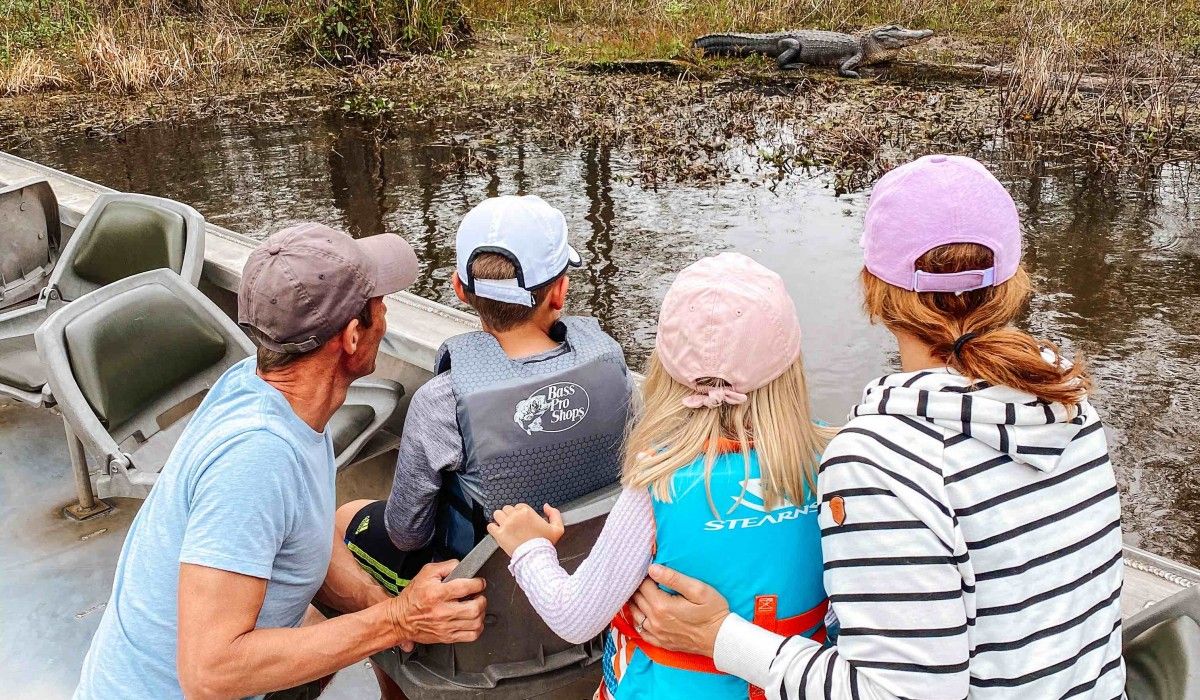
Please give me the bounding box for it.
[12,108,1200,569]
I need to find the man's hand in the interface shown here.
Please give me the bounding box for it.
[628,564,730,658]
[486,503,565,557]
[386,560,487,652]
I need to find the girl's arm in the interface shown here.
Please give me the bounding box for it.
[493,487,655,644]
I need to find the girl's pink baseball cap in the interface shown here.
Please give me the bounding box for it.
[862,154,1021,292]
[655,253,801,408]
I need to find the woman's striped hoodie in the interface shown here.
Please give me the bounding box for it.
[714,365,1125,699]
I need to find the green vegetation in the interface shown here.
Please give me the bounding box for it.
[0,0,470,94]
[1,0,1197,172]
[292,0,469,63]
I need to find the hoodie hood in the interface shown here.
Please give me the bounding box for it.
[851,366,1094,473]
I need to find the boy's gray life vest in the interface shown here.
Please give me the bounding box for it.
[433,316,632,557]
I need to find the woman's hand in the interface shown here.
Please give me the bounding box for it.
[487,503,565,557]
[628,564,730,658]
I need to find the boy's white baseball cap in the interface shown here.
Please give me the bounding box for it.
[456,195,582,307]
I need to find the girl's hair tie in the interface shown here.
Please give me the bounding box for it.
[682,386,748,409]
[952,332,979,359]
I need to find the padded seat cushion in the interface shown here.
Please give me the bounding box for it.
[71,201,186,288]
[329,403,376,456]
[1125,614,1200,699]
[64,284,226,428]
[0,345,45,392]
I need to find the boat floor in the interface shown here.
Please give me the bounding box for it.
[0,401,1191,697]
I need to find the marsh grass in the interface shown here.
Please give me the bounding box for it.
[466,0,1200,62]
[1087,40,1199,157]
[76,13,252,93]
[289,0,469,64]
[999,5,1087,122]
[0,1,258,94]
[0,50,70,94]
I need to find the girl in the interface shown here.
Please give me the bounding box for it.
[627,154,1126,700]
[487,252,836,699]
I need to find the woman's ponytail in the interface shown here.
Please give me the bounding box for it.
[861,243,1090,408]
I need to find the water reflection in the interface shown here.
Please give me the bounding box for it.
[11,110,1199,568]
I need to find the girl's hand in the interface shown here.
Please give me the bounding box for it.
[487,503,565,557]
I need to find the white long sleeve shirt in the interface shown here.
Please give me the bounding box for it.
[714,368,1125,699]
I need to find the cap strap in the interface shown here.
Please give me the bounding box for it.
[471,278,535,307]
[682,387,748,409]
[913,267,995,293]
[278,337,321,353]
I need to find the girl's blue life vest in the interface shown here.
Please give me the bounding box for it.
[600,440,828,700]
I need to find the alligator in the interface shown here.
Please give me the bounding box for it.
[693,25,934,78]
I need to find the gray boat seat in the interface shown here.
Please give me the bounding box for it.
[0,335,46,392]
[36,269,405,500]
[373,484,619,699]
[0,192,205,407]
[0,177,61,311]
[1123,587,1200,700]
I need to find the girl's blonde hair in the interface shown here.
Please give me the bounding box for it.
[622,351,837,516]
[861,242,1091,407]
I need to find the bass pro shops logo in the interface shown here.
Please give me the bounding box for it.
[513,382,590,435]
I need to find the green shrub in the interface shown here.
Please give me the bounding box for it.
[0,0,95,61]
[292,0,469,63]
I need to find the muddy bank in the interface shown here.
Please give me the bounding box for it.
[4,30,1199,199]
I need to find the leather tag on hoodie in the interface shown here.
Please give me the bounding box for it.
[829,495,847,526]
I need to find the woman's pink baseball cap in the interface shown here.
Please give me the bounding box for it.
[656,253,801,408]
[862,154,1022,292]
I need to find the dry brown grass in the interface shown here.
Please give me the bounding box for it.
[999,5,1087,122]
[465,0,1200,62]
[0,51,71,95]
[75,16,252,94]
[1086,40,1199,160]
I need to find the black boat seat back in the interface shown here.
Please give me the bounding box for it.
[1125,615,1200,699]
[377,485,619,695]
[329,404,376,456]
[63,283,227,430]
[69,201,186,292]
[0,177,61,310]
[36,269,405,500]
[1123,586,1200,700]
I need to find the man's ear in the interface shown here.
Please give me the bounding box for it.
[452,272,469,304]
[548,275,569,312]
[340,316,362,356]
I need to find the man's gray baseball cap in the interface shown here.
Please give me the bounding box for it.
[238,222,419,353]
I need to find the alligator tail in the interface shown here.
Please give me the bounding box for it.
[693,33,772,56]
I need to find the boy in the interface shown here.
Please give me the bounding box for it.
[336,195,632,596]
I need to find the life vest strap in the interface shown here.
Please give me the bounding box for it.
[610,595,829,698]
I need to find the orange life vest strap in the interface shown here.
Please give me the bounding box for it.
[611,595,829,696]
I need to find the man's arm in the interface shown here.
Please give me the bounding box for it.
[632,430,971,699]
[177,560,485,699]
[384,374,462,551]
[174,433,484,697]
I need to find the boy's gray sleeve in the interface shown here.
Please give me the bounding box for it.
[383,373,463,551]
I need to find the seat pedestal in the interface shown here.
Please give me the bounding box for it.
[61,416,112,521]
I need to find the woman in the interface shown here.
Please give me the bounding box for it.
[627,155,1125,699]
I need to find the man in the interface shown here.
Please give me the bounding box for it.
[75,223,486,700]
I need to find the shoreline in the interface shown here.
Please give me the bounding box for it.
[3,21,1199,194]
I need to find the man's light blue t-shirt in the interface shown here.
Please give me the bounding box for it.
[75,357,336,699]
